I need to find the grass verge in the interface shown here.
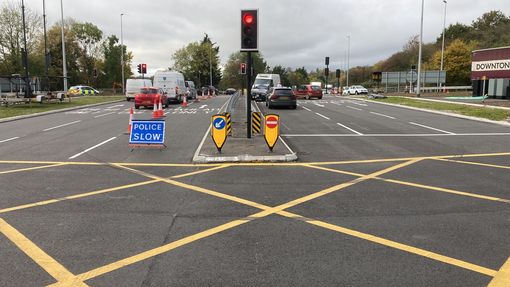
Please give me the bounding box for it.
[374,96,510,122]
[0,96,125,119]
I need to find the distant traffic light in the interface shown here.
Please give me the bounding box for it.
[240,63,247,74]
[325,57,330,66]
[137,64,142,74]
[336,69,341,78]
[141,63,147,74]
[241,10,258,51]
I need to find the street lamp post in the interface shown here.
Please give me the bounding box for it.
[209,42,217,87]
[346,35,350,87]
[416,0,425,97]
[60,0,67,92]
[439,0,447,89]
[21,0,31,97]
[120,13,125,95]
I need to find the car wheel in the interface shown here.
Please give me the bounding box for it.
[318,96,322,100]
[355,91,359,95]
[265,101,268,107]
[135,105,139,109]
[292,105,297,109]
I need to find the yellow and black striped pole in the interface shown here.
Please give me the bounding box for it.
[223,112,232,135]
[251,112,262,134]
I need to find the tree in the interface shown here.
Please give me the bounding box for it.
[0,0,42,75]
[219,52,268,90]
[172,34,221,88]
[270,65,289,86]
[102,35,132,89]
[72,22,103,85]
[425,39,477,85]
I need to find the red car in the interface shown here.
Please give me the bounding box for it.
[293,84,323,99]
[134,87,168,109]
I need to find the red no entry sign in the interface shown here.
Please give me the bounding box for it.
[266,116,278,129]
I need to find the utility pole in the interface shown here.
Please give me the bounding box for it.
[21,0,31,97]
[43,0,49,91]
[120,13,125,95]
[346,35,350,87]
[416,0,424,97]
[60,0,68,92]
[439,0,447,90]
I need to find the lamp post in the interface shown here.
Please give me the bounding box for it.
[60,0,67,92]
[21,0,31,97]
[346,35,350,87]
[439,0,447,89]
[43,0,49,91]
[120,13,125,95]
[416,0,424,97]
[209,41,217,87]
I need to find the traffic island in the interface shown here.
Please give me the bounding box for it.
[193,93,297,163]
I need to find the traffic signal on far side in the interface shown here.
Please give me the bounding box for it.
[240,63,246,74]
[137,64,142,74]
[141,63,147,74]
[241,10,258,51]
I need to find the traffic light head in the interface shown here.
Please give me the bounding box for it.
[241,10,258,51]
[141,64,147,74]
[240,63,246,74]
[137,64,142,74]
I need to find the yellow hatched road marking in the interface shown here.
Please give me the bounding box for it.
[0,163,68,175]
[0,180,160,214]
[488,257,510,287]
[305,163,510,204]
[276,211,498,277]
[435,158,510,170]
[0,218,88,287]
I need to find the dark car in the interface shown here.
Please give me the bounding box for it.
[266,87,296,109]
[225,88,237,95]
[134,87,168,109]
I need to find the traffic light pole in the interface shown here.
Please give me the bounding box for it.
[246,51,252,139]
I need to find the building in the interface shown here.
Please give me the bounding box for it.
[472,46,510,99]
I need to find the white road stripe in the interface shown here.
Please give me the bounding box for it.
[409,122,455,134]
[347,106,363,111]
[314,103,325,107]
[0,137,19,143]
[370,112,396,119]
[283,133,510,137]
[315,112,330,120]
[302,106,312,112]
[337,123,363,135]
[93,112,116,118]
[43,120,81,131]
[69,137,117,159]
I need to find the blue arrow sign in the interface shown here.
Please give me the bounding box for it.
[129,120,165,145]
[213,118,226,130]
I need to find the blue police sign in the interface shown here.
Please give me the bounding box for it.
[129,120,165,145]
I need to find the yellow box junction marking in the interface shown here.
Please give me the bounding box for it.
[1,151,509,285]
[435,158,510,170]
[0,218,88,287]
[0,163,68,175]
[488,257,510,287]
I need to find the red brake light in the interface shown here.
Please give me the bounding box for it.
[243,13,254,25]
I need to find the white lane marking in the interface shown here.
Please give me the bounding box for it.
[0,137,19,143]
[302,106,312,112]
[315,112,330,120]
[314,103,325,107]
[347,106,363,111]
[43,120,81,131]
[282,133,510,137]
[93,112,116,118]
[370,112,396,119]
[107,104,124,108]
[281,122,291,131]
[337,123,363,135]
[164,111,170,115]
[409,122,456,134]
[69,137,117,159]
[199,105,207,109]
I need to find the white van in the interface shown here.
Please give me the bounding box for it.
[153,71,186,103]
[125,78,152,101]
[251,74,282,101]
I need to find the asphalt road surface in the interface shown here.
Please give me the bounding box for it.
[1,95,509,286]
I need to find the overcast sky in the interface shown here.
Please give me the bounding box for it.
[25,0,510,75]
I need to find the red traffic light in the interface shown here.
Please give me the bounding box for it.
[240,63,246,74]
[141,64,147,74]
[243,13,254,25]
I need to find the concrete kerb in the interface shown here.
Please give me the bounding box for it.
[192,92,298,163]
[0,99,125,124]
[350,96,510,127]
